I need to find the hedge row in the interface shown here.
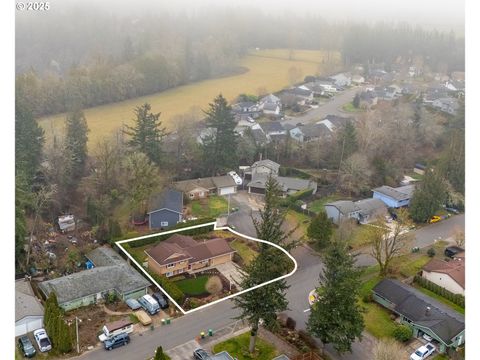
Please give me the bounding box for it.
[128,218,216,248]
[414,275,465,308]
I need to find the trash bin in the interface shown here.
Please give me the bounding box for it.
[161,319,166,325]
[208,329,213,336]
[200,331,205,339]
[166,318,171,325]
[150,325,154,331]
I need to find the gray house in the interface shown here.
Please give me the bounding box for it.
[148,189,184,230]
[372,279,465,353]
[16,279,44,336]
[324,200,359,225]
[247,174,317,196]
[324,198,387,224]
[38,247,150,311]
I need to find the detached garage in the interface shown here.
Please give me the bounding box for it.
[15,279,44,337]
[212,175,237,196]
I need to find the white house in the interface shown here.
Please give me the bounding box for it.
[422,257,465,295]
[330,73,352,87]
[16,279,44,336]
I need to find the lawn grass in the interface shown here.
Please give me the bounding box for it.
[307,194,346,214]
[174,275,210,296]
[342,102,364,113]
[412,284,465,314]
[190,196,228,218]
[230,240,258,266]
[285,209,311,241]
[390,253,431,278]
[362,302,397,339]
[38,49,339,148]
[213,332,278,360]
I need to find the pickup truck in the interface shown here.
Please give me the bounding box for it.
[410,343,435,360]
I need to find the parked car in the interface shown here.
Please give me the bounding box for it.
[138,294,160,315]
[444,246,465,258]
[152,292,169,310]
[18,335,36,358]
[134,310,152,326]
[104,333,130,351]
[429,215,441,223]
[125,298,142,310]
[445,207,460,214]
[33,329,52,353]
[193,348,211,360]
[410,343,435,360]
[98,320,133,342]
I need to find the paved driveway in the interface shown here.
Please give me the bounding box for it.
[167,339,199,360]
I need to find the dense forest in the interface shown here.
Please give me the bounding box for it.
[16,8,464,117]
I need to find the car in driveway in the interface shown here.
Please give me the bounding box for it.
[193,348,211,360]
[410,343,435,360]
[125,298,142,310]
[152,291,169,310]
[104,333,130,351]
[33,329,52,353]
[18,335,36,358]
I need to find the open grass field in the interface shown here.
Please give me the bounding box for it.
[213,332,278,360]
[174,275,210,296]
[38,49,341,148]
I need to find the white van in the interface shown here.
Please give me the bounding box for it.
[138,294,160,315]
[98,320,133,342]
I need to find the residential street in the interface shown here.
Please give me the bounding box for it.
[75,206,464,360]
[282,86,363,126]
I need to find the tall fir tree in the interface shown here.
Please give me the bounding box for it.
[307,240,364,354]
[307,211,333,250]
[234,177,292,353]
[202,94,238,175]
[124,103,167,165]
[337,120,358,161]
[65,109,89,178]
[409,169,449,222]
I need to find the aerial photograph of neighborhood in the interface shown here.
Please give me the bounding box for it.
[13,0,468,359]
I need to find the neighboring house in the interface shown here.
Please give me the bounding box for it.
[401,83,420,96]
[250,159,280,179]
[444,81,465,93]
[261,102,281,115]
[283,87,314,103]
[359,90,378,108]
[232,101,261,118]
[289,123,331,142]
[317,115,352,133]
[247,174,317,196]
[38,247,150,311]
[368,69,388,83]
[250,128,268,146]
[313,81,337,93]
[375,86,398,101]
[324,198,387,224]
[329,72,352,87]
[148,189,184,230]
[196,127,216,145]
[422,258,465,295]
[351,75,365,85]
[260,121,287,140]
[234,120,262,137]
[372,185,415,208]
[259,93,281,106]
[145,234,235,277]
[174,178,216,200]
[212,175,237,196]
[16,279,44,336]
[432,97,460,116]
[372,279,465,353]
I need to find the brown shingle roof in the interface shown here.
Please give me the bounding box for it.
[423,258,465,289]
[146,235,235,266]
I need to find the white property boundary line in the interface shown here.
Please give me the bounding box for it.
[116,222,298,315]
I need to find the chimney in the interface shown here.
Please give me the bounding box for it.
[425,306,431,316]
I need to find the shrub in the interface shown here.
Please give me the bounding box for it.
[427,248,436,257]
[393,325,413,342]
[362,293,373,303]
[286,317,296,330]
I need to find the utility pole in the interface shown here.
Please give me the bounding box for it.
[76,316,80,354]
[227,193,231,217]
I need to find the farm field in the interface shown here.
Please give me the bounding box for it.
[38,49,341,148]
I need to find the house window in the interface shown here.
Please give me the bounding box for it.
[167,263,175,268]
[161,221,168,227]
[165,272,173,277]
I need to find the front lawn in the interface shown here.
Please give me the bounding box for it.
[174,275,210,296]
[230,239,258,266]
[342,102,364,113]
[285,209,311,241]
[213,332,278,360]
[190,196,228,218]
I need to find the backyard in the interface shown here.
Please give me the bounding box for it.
[230,239,258,266]
[307,194,347,214]
[189,196,228,218]
[213,332,278,360]
[38,49,340,148]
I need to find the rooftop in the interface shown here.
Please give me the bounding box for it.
[16,279,44,322]
[372,185,415,201]
[423,258,465,289]
[373,279,464,344]
[148,189,183,214]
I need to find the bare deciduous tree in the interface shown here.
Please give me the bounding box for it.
[369,208,414,276]
[453,226,465,248]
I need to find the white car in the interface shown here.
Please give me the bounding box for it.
[228,171,243,185]
[33,328,52,352]
[410,343,435,360]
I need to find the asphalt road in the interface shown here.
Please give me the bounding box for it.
[76,212,464,360]
[282,86,363,126]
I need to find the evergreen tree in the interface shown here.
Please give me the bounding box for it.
[124,103,167,165]
[65,109,89,178]
[352,93,360,108]
[307,211,333,250]
[15,100,44,181]
[234,177,292,353]
[154,346,168,360]
[409,169,449,222]
[15,174,30,272]
[202,94,238,175]
[307,240,364,354]
[335,120,358,167]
